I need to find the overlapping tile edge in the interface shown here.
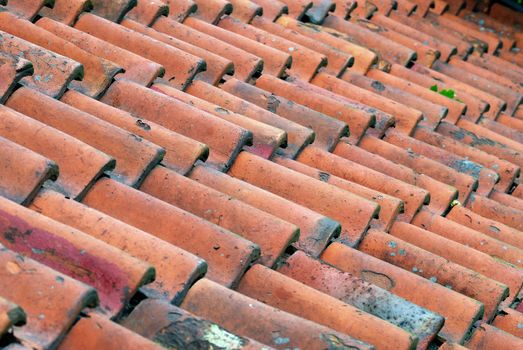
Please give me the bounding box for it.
[0,0,522,349]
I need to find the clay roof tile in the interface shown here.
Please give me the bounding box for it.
[0,13,123,98]
[181,278,375,349]
[0,244,98,349]
[29,188,207,303]
[0,136,58,205]
[123,298,274,349]
[0,105,114,199]
[6,87,165,188]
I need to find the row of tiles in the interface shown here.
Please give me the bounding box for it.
[1,0,523,349]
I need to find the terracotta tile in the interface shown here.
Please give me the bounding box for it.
[152,82,285,159]
[74,13,204,90]
[439,342,468,350]
[280,0,312,20]
[389,12,474,57]
[0,53,32,104]
[321,242,484,343]
[492,308,523,339]
[57,313,164,350]
[162,0,197,21]
[466,323,523,349]
[217,16,326,81]
[455,116,523,160]
[449,57,522,96]
[466,53,523,88]
[332,0,357,19]
[448,0,467,14]
[122,299,273,349]
[412,208,523,271]
[396,0,418,15]
[238,264,417,350]
[304,0,335,23]
[221,77,348,151]
[277,251,444,349]
[498,50,523,68]
[6,87,164,188]
[342,71,447,129]
[0,30,82,98]
[425,11,495,54]
[339,138,459,217]
[89,0,136,22]
[477,116,523,146]
[390,221,523,321]
[125,0,168,26]
[229,151,379,246]
[459,10,518,48]
[82,177,259,287]
[412,62,507,120]
[490,190,523,212]
[366,69,465,124]
[192,0,233,24]
[0,245,97,349]
[275,15,377,73]
[359,229,509,322]
[495,113,523,136]
[390,63,488,120]
[101,80,251,170]
[371,14,458,62]
[357,18,441,67]
[251,16,355,76]
[228,0,263,22]
[0,105,114,200]
[432,60,521,116]
[366,0,396,15]
[252,0,288,21]
[514,185,523,200]
[0,13,123,99]
[151,17,263,81]
[312,72,421,135]
[140,166,298,267]
[189,164,340,257]
[0,195,154,317]
[181,278,374,349]
[0,0,46,20]
[255,74,374,143]
[436,121,523,171]
[324,15,417,66]
[185,79,314,158]
[435,12,503,54]
[274,156,403,231]
[382,129,492,200]
[36,17,164,86]
[413,126,518,194]
[309,144,430,222]
[185,16,291,77]
[504,103,523,120]
[253,74,393,139]
[60,90,208,175]
[1,136,54,207]
[122,18,234,85]
[466,193,523,232]
[350,0,378,20]
[30,189,207,303]
[489,3,523,28]
[0,297,26,336]
[37,0,91,26]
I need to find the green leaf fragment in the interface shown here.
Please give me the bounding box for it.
[440,89,455,99]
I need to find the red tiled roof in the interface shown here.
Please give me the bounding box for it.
[1,0,523,349]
